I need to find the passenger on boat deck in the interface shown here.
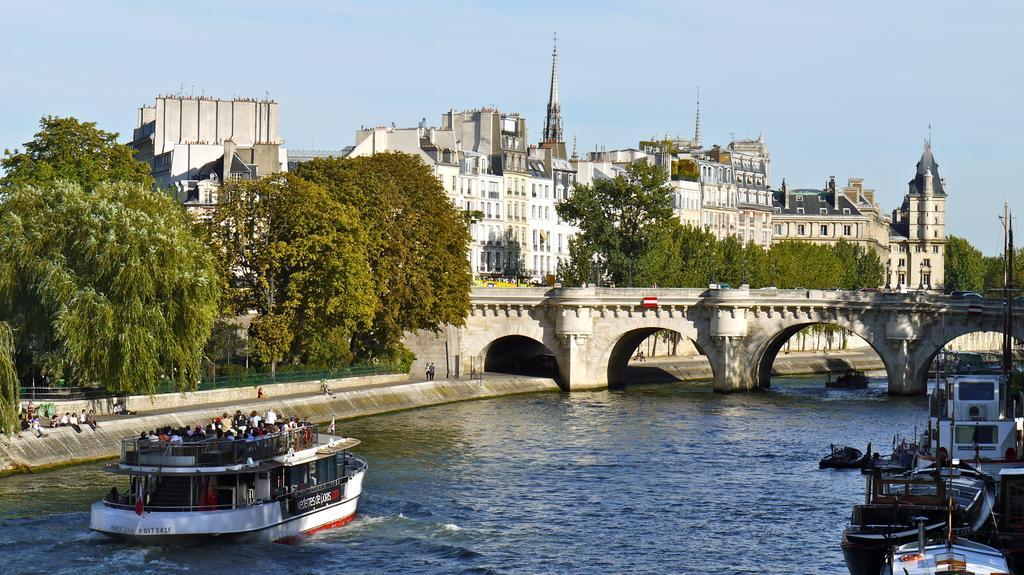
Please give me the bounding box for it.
[266,408,278,425]
[250,410,261,428]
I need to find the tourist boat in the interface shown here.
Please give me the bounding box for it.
[89,425,366,543]
[841,464,995,575]
[880,538,1010,575]
[826,369,869,389]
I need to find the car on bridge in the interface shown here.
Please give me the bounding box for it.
[950,291,983,299]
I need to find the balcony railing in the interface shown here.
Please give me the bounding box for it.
[120,426,318,468]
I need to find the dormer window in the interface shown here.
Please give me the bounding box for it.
[819,208,827,215]
[796,195,803,202]
[796,207,805,214]
[842,208,851,215]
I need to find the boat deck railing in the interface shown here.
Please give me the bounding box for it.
[120,426,318,468]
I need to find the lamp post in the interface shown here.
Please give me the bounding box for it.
[885,261,891,291]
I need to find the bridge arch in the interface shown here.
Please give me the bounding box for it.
[592,325,721,388]
[747,320,896,391]
[905,324,1024,392]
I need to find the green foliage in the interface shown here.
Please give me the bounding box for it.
[291,153,472,362]
[829,239,885,290]
[1,116,153,191]
[204,318,247,366]
[556,162,675,286]
[0,322,18,435]
[558,236,597,287]
[770,242,844,289]
[671,159,699,182]
[210,174,376,371]
[0,181,219,395]
[632,223,881,290]
[945,236,986,293]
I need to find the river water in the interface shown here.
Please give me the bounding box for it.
[0,375,926,574]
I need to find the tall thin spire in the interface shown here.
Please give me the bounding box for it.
[543,32,563,143]
[694,86,702,147]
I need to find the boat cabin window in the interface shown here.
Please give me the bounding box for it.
[954,424,998,445]
[958,381,995,401]
[288,459,340,490]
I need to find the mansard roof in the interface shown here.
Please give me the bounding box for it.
[771,189,864,216]
[909,142,945,195]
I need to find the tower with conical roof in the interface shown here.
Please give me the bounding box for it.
[890,138,947,290]
[542,33,563,145]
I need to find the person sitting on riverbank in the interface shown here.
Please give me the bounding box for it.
[85,410,98,430]
[112,400,136,416]
[59,412,69,427]
[49,414,60,428]
[31,417,45,438]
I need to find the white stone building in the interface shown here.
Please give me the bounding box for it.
[130,96,288,218]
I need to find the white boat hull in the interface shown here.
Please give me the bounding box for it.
[90,469,364,543]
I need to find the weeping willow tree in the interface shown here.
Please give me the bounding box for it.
[0,322,18,435]
[0,181,220,396]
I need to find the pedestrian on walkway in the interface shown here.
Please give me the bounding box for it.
[428,363,436,381]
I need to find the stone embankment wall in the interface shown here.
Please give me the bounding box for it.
[0,375,560,476]
[40,374,408,417]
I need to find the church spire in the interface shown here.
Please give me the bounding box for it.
[694,86,702,147]
[543,32,563,143]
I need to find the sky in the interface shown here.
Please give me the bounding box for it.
[3,1,1021,254]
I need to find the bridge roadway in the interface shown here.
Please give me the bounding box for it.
[406,287,1022,395]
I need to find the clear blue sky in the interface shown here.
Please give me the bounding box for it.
[4,1,1020,253]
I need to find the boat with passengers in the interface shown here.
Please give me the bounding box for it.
[89,422,366,543]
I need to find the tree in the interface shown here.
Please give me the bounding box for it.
[944,236,985,294]
[211,174,376,375]
[0,322,17,435]
[830,239,885,290]
[0,181,219,395]
[771,241,844,289]
[292,153,472,364]
[556,162,674,286]
[559,236,597,287]
[1,116,153,191]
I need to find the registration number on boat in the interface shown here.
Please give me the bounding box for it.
[108,524,172,535]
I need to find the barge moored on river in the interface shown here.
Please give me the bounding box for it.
[89,425,366,543]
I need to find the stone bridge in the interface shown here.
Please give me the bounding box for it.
[407,287,1023,395]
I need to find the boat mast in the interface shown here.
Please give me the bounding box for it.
[1000,203,1015,417]
[1003,202,1013,377]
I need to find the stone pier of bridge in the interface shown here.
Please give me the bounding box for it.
[404,287,1022,395]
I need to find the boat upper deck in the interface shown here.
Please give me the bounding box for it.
[120,426,322,469]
